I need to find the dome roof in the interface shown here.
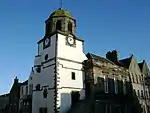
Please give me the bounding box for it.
[49,8,73,19]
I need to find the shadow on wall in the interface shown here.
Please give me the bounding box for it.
[60,89,92,113]
[85,76,143,113]
[144,76,150,112]
[129,77,143,113]
[60,89,83,113]
[60,93,71,113]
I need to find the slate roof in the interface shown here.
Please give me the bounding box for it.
[0,93,9,110]
[138,62,144,72]
[119,56,132,69]
[87,52,134,69]
[86,53,115,65]
[19,80,28,86]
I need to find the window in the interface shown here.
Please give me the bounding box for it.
[146,91,148,98]
[123,79,127,94]
[21,87,23,94]
[132,75,135,83]
[68,21,72,33]
[140,76,142,83]
[138,90,140,97]
[56,20,62,31]
[104,75,108,93]
[105,104,111,113]
[141,90,144,98]
[39,107,47,113]
[36,66,41,73]
[46,22,52,34]
[26,86,28,95]
[43,88,48,98]
[136,75,139,83]
[45,54,48,61]
[36,84,40,91]
[72,72,75,80]
[148,91,150,98]
[29,84,33,94]
[114,77,118,94]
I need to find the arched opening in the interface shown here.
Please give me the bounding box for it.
[56,20,62,31]
[46,22,52,35]
[68,21,72,33]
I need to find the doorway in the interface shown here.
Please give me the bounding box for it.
[71,91,80,106]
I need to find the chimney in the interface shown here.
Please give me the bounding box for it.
[14,76,18,83]
[106,50,119,63]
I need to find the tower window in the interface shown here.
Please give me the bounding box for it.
[45,54,48,61]
[68,21,72,33]
[56,20,62,31]
[36,84,40,91]
[72,72,75,80]
[36,66,41,73]
[46,22,52,35]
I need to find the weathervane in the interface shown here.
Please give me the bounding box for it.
[60,0,63,9]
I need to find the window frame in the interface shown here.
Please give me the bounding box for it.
[114,77,118,94]
[104,75,109,93]
[71,72,76,80]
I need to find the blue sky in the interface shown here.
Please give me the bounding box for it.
[0,0,150,94]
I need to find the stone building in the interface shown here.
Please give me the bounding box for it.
[106,50,150,113]
[0,93,9,113]
[84,53,137,113]
[0,77,30,113]
[19,80,32,113]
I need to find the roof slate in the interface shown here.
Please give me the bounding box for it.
[138,62,144,72]
[20,80,28,86]
[119,57,132,69]
[87,53,115,65]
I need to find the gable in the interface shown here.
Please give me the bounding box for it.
[142,61,150,76]
[128,56,141,75]
[119,57,131,68]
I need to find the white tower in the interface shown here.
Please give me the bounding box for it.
[32,8,87,113]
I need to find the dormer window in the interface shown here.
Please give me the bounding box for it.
[56,20,62,31]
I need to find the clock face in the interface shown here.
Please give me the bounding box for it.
[45,38,50,46]
[67,36,75,45]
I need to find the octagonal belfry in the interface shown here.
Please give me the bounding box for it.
[45,8,76,36]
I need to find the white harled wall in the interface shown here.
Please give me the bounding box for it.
[57,34,87,113]
[31,33,87,113]
[32,34,57,113]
